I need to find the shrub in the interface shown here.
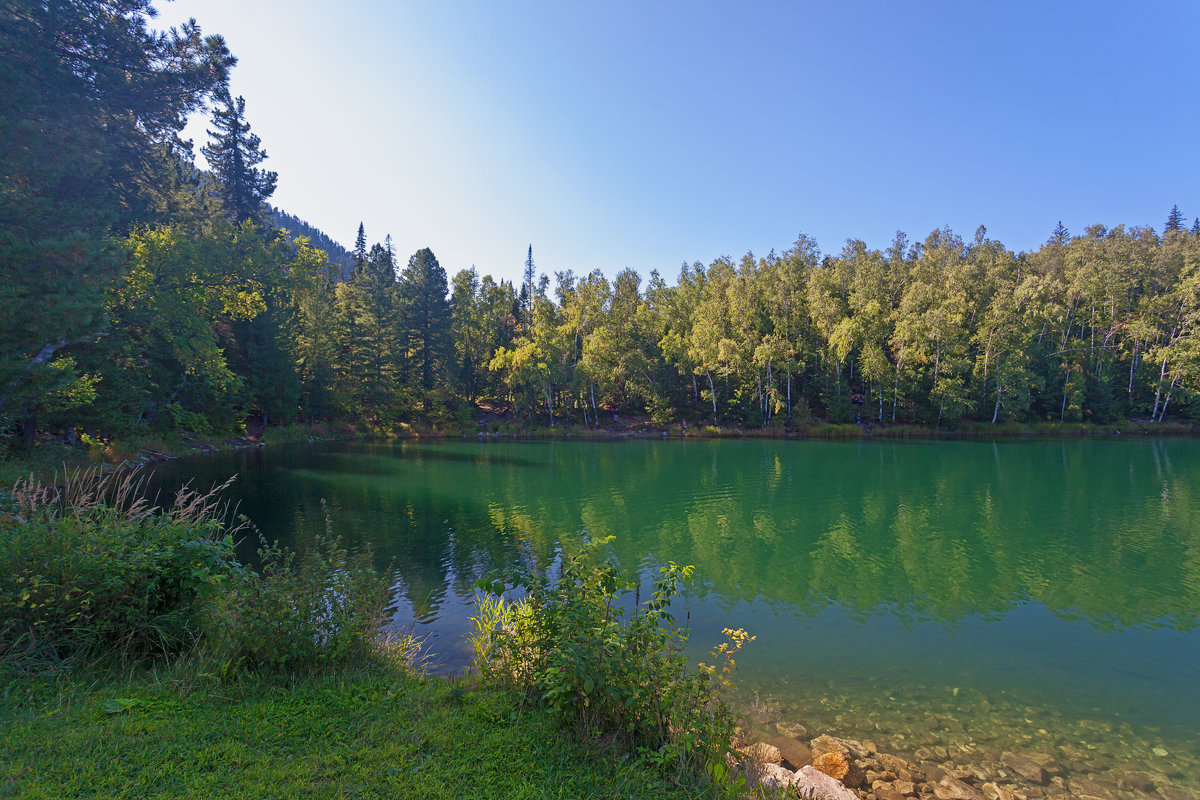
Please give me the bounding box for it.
[0,469,243,666]
[204,507,396,674]
[470,540,750,780]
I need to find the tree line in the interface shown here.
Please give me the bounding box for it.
[3,1,1199,452]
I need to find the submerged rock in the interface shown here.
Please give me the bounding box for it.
[766,734,813,768]
[778,720,810,739]
[1001,752,1047,785]
[1156,787,1198,800]
[932,776,987,800]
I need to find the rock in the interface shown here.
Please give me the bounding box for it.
[1001,752,1047,785]
[813,734,851,759]
[895,780,917,796]
[1026,753,1060,774]
[745,761,797,791]
[1157,787,1198,800]
[1068,777,1119,800]
[794,765,860,800]
[932,777,988,800]
[914,748,934,761]
[1117,772,1156,792]
[981,783,1019,800]
[876,784,906,800]
[778,720,810,739]
[880,754,909,774]
[767,735,813,768]
[740,741,783,765]
[815,752,852,782]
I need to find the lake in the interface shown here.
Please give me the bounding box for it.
[150,437,1200,795]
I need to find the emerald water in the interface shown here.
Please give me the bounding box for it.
[151,438,1200,793]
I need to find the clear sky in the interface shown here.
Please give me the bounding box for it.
[158,0,1199,286]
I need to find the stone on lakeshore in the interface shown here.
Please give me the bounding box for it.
[813,735,852,759]
[1156,787,1198,800]
[895,780,917,796]
[1001,752,1047,785]
[744,761,796,791]
[932,777,988,800]
[981,783,1021,800]
[794,765,859,800]
[767,735,813,768]
[815,752,852,781]
[880,754,909,774]
[914,748,934,761]
[778,720,810,740]
[876,784,906,800]
[739,741,783,765]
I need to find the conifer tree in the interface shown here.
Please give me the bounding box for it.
[401,248,452,412]
[1051,221,1070,245]
[202,88,277,225]
[523,245,536,329]
[352,223,368,274]
[1165,204,1185,233]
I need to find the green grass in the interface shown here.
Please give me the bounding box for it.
[0,665,710,800]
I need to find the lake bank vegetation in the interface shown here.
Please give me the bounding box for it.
[0,467,749,796]
[4,2,1200,471]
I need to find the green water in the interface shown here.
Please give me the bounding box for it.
[150,438,1200,792]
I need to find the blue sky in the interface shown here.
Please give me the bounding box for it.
[160,0,1200,285]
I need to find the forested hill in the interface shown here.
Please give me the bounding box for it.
[2,1,1199,454]
[269,207,353,278]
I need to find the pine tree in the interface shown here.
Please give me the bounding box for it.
[1165,204,1185,234]
[401,248,452,412]
[352,223,368,274]
[1051,221,1069,245]
[202,88,278,225]
[0,0,231,446]
[1192,218,1200,236]
[523,245,536,329]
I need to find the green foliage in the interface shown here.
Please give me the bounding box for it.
[0,470,242,665]
[471,540,748,780]
[204,509,394,674]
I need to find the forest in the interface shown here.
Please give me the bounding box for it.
[4,1,1200,454]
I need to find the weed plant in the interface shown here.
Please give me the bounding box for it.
[1,469,402,678]
[470,539,751,784]
[0,469,245,666]
[204,505,395,675]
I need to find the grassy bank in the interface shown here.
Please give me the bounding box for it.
[0,469,739,799]
[0,664,705,800]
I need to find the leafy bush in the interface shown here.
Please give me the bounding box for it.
[470,540,750,780]
[0,469,243,665]
[204,509,395,674]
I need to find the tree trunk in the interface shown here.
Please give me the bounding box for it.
[706,369,717,423]
[20,412,36,451]
[1159,375,1178,422]
[1151,355,1168,421]
[545,381,554,427]
[992,369,1001,424]
[1060,367,1071,422]
[786,366,792,420]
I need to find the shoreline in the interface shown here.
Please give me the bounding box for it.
[5,416,1195,486]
